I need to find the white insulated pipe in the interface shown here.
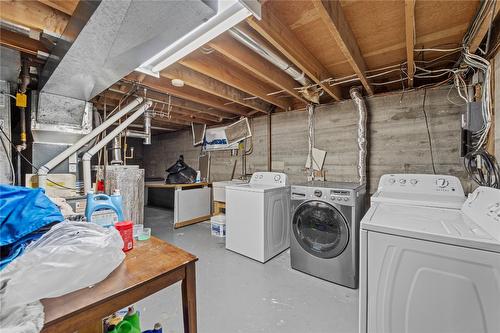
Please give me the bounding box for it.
[82,101,152,193]
[349,87,368,185]
[37,96,144,188]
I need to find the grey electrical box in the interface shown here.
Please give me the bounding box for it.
[463,101,485,132]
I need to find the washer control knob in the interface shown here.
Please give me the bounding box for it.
[314,190,322,197]
[410,179,418,185]
[337,197,343,201]
[343,197,349,201]
[436,178,449,188]
[388,178,396,184]
[274,174,281,182]
[399,179,406,184]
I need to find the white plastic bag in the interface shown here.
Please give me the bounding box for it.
[0,301,44,333]
[1,222,125,309]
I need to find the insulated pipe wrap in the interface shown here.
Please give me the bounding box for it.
[349,87,368,185]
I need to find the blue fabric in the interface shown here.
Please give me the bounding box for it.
[0,185,64,246]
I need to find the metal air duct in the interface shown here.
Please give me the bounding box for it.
[40,0,219,101]
[229,27,311,87]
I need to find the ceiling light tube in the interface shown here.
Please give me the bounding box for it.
[136,1,257,76]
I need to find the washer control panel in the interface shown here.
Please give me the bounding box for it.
[291,186,354,206]
[250,172,289,186]
[379,174,464,196]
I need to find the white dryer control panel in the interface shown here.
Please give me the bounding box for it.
[463,186,500,241]
[371,174,466,209]
[249,172,289,186]
[378,174,464,195]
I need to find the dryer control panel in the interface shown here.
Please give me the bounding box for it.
[378,174,465,196]
[250,172,289,186]
[291,186,356,206]
[371,174,466,209]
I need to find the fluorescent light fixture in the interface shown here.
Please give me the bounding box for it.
[136,0,259,77]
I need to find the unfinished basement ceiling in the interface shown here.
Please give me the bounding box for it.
[0,0,495,132]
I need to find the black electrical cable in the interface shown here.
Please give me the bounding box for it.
[464,149,500,188]
[0,127,78,191]
[421,89,437,174]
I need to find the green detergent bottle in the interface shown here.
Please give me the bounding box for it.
[110,307,141,333]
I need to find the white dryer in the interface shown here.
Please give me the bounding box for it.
[359,174,500,333]
[225,172,290,263]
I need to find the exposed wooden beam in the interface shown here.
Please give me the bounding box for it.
[106,84,231,121]
[0,28,48,55]
[99,90,219,124]
[313,0,373,95]
[38,0,79,16]
[161,64,271,113]
[208,33,308,104]
[180,52,292,110]
[0,1,70,37]
[125,73,250,116]
[94,100,196,127]
[468,3,500,53]
[405,0,416,88]
[247,9,342,101]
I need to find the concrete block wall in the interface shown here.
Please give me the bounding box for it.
[144,86,474,193]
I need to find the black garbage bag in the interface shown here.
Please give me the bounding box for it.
[165,155,197,184]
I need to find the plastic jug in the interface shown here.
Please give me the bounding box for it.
[85,190,124,226]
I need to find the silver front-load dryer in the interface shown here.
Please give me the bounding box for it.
[290,181,366,288]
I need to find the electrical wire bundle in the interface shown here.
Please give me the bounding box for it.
[464,149,500,189]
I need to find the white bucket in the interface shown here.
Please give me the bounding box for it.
[210,214,226,237]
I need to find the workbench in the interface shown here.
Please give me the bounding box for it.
[145,182,211,228]
[41,237,198,333]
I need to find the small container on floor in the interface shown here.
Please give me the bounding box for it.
[210,214,226,237]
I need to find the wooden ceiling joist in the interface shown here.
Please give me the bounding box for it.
[247,9,342,101]
[180,51,292,111]
[0,1,70,37]
[106,84,231,121]
[468,3,499,53]
[126,74,250,116]
[404,0,416,88]
[0,28,49,56]
[38,0,79,16]
[97,90,219,124]
[313,0,373,95]
[208,33,308,105]
[161,64,271,114]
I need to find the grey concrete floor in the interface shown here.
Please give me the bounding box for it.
[136,206,358,333]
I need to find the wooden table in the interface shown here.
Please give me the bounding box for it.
[145,182,212,228]
[41,237,198,333]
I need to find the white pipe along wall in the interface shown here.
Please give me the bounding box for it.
[37,97,144,188]
[83,100,153,193]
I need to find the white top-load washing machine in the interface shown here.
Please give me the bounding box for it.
[225,172,290,263]
[359,174,500,333]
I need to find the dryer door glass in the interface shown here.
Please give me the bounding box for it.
[292,200,349,259]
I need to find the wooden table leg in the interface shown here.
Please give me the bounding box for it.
[182,262,197,333]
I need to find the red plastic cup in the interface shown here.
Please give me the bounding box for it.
[114,221,134,252]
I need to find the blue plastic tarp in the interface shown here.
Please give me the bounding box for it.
[0,185,64,268]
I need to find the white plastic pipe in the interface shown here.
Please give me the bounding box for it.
[37,97,144,188]
[82,101,152,193]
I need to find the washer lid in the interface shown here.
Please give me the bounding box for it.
[362,203,500,253]
[225,183,288,193]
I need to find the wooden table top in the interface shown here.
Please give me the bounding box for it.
[42,237,197,325]
[145,182,211,189]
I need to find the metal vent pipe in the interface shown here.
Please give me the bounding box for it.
[229,27,311,87]
[349,87,368,185]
